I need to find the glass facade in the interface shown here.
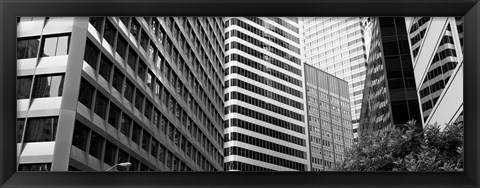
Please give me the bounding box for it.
[359,17,422,136]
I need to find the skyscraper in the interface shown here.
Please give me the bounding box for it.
[359,17,422,137]
[16,17,225,171]
[300,17,368,142]
[304,64,354,171]
[223,17,310,171]
[405,17,464,128]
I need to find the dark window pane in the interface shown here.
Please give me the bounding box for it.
[72,121,89,151]
[17,37,40,59]
[127,48,137,70]
[104,140,117,166]
[131,123,141,144]
[141,130,150,152]
[84,40,100,69]
[99,55,112,81]
[137,60,146,80]
[78,79,95,108]
[130,157,139,171]
[112,68,124,92]
[140,30,148,50]
[17,119,25,143]
[144,102,152,120]
[119,17,129,27]
[151,139,158,157]
[108,103,121,128]
[94,92,108,119]
[117,149,129,171]
[32,74,64,98]
[24,117,58,142]
[120,114,131,137]
[17,76,33,99]
[89,17,103,32]
[124,80,134,102]
[104,20,116,46]
[89,131,104,159]
[18,163,51,171]
[134,92,144,111]
[116,36,127,59]
[130,19,140,40]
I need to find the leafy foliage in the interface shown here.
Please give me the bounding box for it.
[336,120,463,171]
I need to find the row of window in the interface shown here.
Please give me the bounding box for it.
[16,117,58,143]
[224,161,273,171]
[225,104,305,134]
[227,18,300,54]
[227,54,302,87]
[71,121,220,171]
[224,146,306,171]
[224,131,306,159]
[225,118,306,146]
[243,17,300,44]
[266,17,299,34]
[226,78,303,110]
[83,36,223,149]
[17,74,64,99]
[17,35,71,59]
[226,91,304,122]
[228,41,302,76]
[227,30,301,64]
[227,65,303,98]
[77,78,222,168]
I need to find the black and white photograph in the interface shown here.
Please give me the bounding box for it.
[15,16,464,172]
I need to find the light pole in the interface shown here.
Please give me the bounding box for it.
[106,162,131,171]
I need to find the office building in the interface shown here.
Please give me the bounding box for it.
[405,17,464,128]
[300,17,368,142]
[223,17,310,171]
[358,17,423,137]
[16,17,225,171]
[304,64,354,171]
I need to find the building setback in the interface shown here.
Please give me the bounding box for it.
[358,17,423,137]
[304,64,354,171]
[404,17,464,128]
[223,17,310,171]
[300,17,368,143]
[16,17,225,171]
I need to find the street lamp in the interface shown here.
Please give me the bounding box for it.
[106,162,131,171]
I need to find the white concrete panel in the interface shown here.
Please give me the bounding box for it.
[426,63,463,129]
[35,56,68,75]
[17,99,30,117]
[17,20,44,37]
[19,142,55,163]
[17,58,37,76]
[405,17,414,33]
[42,18,75,35]
[28,97,62,117]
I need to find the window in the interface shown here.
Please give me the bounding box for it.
[104,140,117,166]
[132,123,141,144]
[135,92,144,111]
[78,79,95,108]
[18,163,51,171]
[103,20,116,46]
[24,117,58,142]
[41,35,70,57]
[112,68,124,92]
[144,102,152,120]
[117,149,129,171]
[158,145,165,163]
[72,121,89,151]
[120,114,132,137]
[140,30,149,50]
[99,55,112,81]
[141,130,150,152]
[127,48,138,70]
[17,76,33,99]
[89,131,104,159]
[32,74,64,98]
[108,103,121,128]
[17,37,40,59]
[116,35,127,59]
[130,19,140,40]
[84,40,100,69]
[89,17,103,32]
[124,80,134,102]
[17,119,25,143]
[136,60,146,81]
[94,92,108,119]
[151,139,158,157]
[146,71,154,90]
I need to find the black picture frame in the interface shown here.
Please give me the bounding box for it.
[1,0,479,187]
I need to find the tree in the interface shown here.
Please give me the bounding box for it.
[335,120,463,171]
